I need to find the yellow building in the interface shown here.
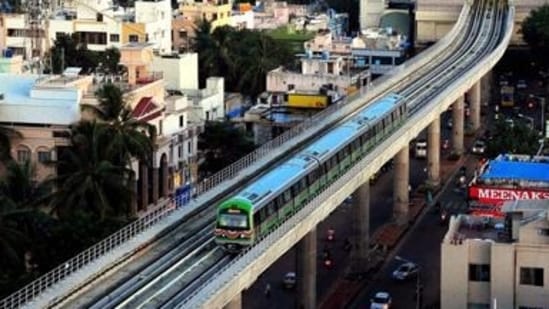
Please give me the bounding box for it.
[179,0,232,30]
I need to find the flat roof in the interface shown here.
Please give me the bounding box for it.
[479,160,549,183]
[0,74,81,125]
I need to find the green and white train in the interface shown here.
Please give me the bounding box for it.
[215,93,407,252]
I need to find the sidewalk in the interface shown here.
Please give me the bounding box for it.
[318,149,473,309]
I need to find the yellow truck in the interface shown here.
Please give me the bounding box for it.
[500,86,514,107]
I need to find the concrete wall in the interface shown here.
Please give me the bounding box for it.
[441,241,470,309]
[152,53,198,90]
[515,245,549,308]
[490,244,515,308]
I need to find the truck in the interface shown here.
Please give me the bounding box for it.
[286,93,330,109]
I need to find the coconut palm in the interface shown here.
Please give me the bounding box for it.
[49,121,134,220]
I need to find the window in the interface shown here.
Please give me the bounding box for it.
[178,145,183,158]
[179,115,185,127]
[38,150,51,163]
[56,32,65,40]
[129,34,139,42]
[520,267,544,286]
[519,306,543,309]
[469,264,490,282]
[467,304,490,309]
[17,148,31,163]
[188,141,192,154]
[179,30,187,39]
[96,13,103,22]
[538,228,549,236]
[75,31,107,45]
[110,34,120,42]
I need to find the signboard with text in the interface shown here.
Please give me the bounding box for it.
[469,186,549,206]
[469,186,549,217]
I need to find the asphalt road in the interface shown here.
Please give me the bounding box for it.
[348,154,480,309]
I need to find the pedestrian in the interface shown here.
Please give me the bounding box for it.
[264,282,271,298]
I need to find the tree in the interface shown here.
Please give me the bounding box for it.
[521,4,549,68]
[485,120,541,158]
[0,160,50,209]
[101,47,121,74]
[49,121,134,220]
[198,121,255,176]
[237,31,293,98]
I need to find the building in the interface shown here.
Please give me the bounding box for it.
[48,0,172,53]
[468,154,549,217]
[351,27,408,76]
[441,199,549,309]
[266,51,370,99]
[0,70,90,181]
[179,0,232,30]
[0,13,49,61]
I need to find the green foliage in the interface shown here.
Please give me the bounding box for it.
[48,33,122,74]
[198,121,256,176]
[521,4,549,68]
[485,119,541,158]
[193,21,296,98]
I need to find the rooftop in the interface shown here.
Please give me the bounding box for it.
[0,74,81,125]
[474,154,549,186]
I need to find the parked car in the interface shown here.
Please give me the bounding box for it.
[370,291,392,309]
[517,79,527,89]
[471,139,486,155]
[283,272,296,289]
[391,262,419,281]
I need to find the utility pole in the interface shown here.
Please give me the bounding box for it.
[25,0,50,74]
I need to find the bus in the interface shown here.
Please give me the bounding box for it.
[500,86,514,107]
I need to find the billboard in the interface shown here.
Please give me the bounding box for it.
[469,186,549,205]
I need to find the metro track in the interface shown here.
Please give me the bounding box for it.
[54,1,508,308]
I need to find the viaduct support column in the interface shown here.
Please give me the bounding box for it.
[297,227,317,309]
[469,81,481,131]
[224,293,241,309]
[393,145,409,226]
[351,182,370,273]
[427,116,441,189]
[452,95,465,156]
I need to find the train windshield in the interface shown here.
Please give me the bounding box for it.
[218,214,249,229]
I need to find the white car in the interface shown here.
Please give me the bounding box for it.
[414,139,427,159]
[471,139,486,155]
[391,262,419,280]
[283,272,296,289]
[370,291,392,309]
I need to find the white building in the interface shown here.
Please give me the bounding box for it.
[441,200,549,309]
[47,0,172,53]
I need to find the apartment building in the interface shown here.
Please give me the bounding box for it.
[441,200,549,309]
[48,0,171,53]
[0,13,48,60]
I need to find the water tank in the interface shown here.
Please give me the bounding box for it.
[322,50,330,60]
[306,49,313,59]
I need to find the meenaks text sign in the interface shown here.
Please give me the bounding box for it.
[469,186,549,205]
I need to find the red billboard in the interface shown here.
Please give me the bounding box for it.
[469,186,549,205]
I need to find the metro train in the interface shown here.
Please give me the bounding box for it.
[214,93,407,252]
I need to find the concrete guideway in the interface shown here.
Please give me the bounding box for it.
[178,1,515,308]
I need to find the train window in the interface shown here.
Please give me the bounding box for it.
[254,212,261,225]
[300,177,307,188]
[291,183,299,196]
[268,201,278,215]
[323,162,330,174]
[307,170,316,184]
[283,190,292,203]
[259,208,268,222]
[331,156,338,166]
[337,151,344,162]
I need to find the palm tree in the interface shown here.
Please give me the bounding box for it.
[0,160,50,208]
[80,84,155,217]
[49,121,134,220]
[0,125,22,163]
[0,202,29,273]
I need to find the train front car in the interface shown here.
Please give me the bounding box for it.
[214,197,254,253]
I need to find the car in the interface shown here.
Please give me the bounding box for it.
[414,139,427,159]
[517,79,527,89]
[283,272,296,289]
[446,118,453,129]
[471,139,486,155]
[370,291,392,309]
[391,262,419,280]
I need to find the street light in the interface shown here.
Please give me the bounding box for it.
[395,256,422,309]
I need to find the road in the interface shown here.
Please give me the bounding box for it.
[348,154,479,309]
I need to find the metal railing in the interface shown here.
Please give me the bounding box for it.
[0,200,174,309]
